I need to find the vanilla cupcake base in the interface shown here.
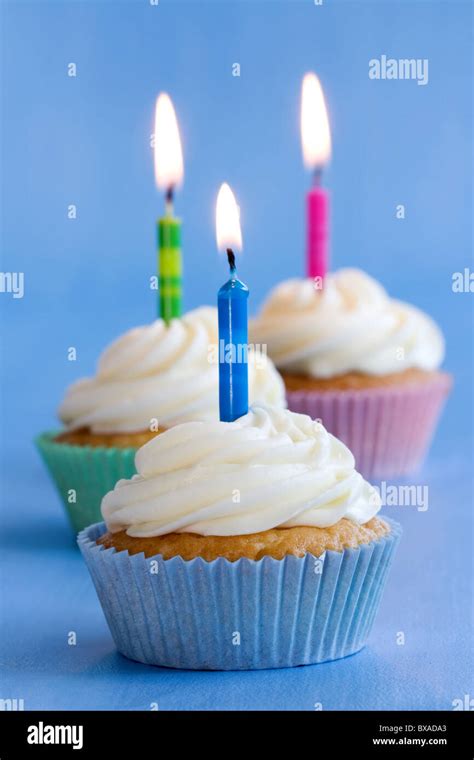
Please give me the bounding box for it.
[282,367,440,392]
[98,517,390,561]
[79,518,401,670]
[55,426,164,449]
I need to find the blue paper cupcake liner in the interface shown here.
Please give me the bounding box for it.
[78,518,401,670]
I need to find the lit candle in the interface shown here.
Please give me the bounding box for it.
[216,183,248,423]
[154,93,184,322]
[301,72,332,283]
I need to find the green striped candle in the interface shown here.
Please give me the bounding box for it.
[158,214,182,322]
[154,92,184,323]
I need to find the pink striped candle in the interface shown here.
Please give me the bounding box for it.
[307,181,330,281]
[301,73,332,282]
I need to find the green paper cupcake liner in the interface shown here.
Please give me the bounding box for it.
[35,431,138,533]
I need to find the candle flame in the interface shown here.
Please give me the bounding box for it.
[154,93,184,190]
[301,72,331,170]
[216,183,242,252]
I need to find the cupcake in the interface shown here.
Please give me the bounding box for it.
[78,404,401,670]
[37,307,285,533]
[250,269,452,478]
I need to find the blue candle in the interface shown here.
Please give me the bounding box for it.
[216,183,248,422]
[218,250,249,422]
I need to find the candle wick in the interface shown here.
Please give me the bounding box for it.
[226,248,236,273]
[312,168,323,187]
[165,185,174,215]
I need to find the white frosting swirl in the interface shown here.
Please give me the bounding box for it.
[59,307,285,433]
[250,269,445,378]
[102,405,381,537]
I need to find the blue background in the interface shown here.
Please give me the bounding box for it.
[1,0,472,710]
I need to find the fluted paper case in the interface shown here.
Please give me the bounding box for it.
[35,432,137,533]
[78,518,401,670]
[286,373,451,480]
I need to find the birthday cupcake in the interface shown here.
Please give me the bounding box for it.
[250,269,451,478]
[78,405,401,670]
[36,307,285,533]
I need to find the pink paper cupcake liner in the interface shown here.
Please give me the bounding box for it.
[286,373,452,479]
